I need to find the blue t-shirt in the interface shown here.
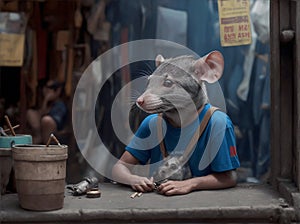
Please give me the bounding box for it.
[126,104,240,177]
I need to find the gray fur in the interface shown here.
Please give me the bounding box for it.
[136,55,209,115]
[153,155,192,184]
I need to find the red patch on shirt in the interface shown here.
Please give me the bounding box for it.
[230,146,237,157]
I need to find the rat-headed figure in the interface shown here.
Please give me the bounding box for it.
[112,51,240,196]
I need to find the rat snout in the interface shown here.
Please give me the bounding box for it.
[136,93,162,113]
[136,96,144,106]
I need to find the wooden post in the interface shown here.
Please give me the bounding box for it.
[270,0,295,186]
[291,0,300,191]
[270,0,281,187]
[20,67,27,133]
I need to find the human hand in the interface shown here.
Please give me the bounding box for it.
[44,88,60,102]
[130,176,155,193]
[157,179,192,196]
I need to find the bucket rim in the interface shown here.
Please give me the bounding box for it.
[0,134,32,138]
[0,147,12,156]
[12,144,68,149]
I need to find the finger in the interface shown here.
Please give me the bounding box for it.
[132,183,146,192]
[142,178,155,191]
[142,183,154,192]
[164,188,178,196]
[132,185,137,191]
[134,185,146,193]
[157,181,172,191]
[143,177,153,185]
[158,183,174,194]
[146,184,155,191]
[159,183,185,196]
[147,181,155,190]
[134,180,152,192]
[149,176,154,182]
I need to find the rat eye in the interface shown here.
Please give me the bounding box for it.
[163,79,174,87]
[170,163,177,170]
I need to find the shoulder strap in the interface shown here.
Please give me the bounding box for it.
[181,106,219,163]
[157,106,219,160]
[157,113,168,158]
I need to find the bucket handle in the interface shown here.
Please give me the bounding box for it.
[4,115,16,136]
[46,133,62,147]
[11,140,15,148]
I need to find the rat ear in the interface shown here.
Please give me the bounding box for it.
[194,51,224,83]
[155,54,165,67]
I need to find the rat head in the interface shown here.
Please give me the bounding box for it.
[153,155,192,182]
[136,51,224,114]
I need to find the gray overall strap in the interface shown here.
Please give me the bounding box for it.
[157,107,219,160]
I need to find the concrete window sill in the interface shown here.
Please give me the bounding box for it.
[0,183,297,223]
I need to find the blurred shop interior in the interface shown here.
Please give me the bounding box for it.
[0,0,270,184]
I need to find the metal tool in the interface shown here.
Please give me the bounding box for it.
[67,177,99,196]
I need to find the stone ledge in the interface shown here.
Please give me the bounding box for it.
[0,183,298,223]
[277,178,300,221]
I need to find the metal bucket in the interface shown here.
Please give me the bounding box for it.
[12,144,68,211]
[0,135,32,195]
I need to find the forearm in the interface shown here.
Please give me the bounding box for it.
[189,170,237,191]
[40,100,50,116]
[157,170,237,196]
[112,162,136,186]
[112,161,155,192]
[112,151,154,192]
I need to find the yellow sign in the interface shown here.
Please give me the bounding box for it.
[0,33,25,66]
[218,0,252,47]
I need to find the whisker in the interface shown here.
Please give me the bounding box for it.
[132,70,152,77]
[142,61,155,73]
[119,94,139,105]
[131,89,142,96]
[131,61,154,77]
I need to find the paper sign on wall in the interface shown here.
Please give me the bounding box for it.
[0,12,27,66]
[0,33,25,66]
[218,0,252,47]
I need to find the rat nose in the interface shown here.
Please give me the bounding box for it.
[136,97,144,106]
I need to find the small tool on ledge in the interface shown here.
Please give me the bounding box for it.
[67,177,99,196]
[86,188,101,198]
[130,191,143,199]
